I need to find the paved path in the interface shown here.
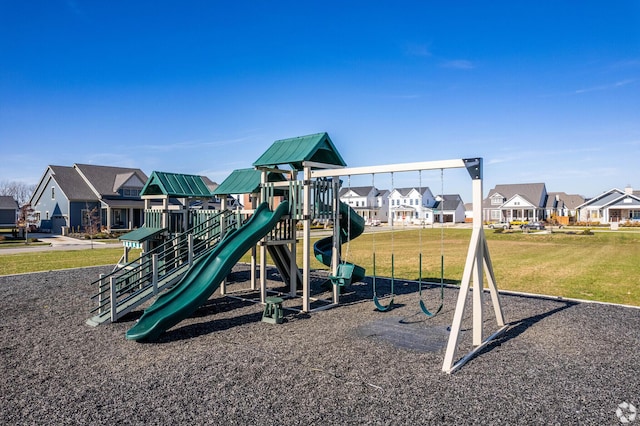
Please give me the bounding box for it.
[1,233,121,255]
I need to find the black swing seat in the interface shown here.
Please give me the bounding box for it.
[328,263,355,287]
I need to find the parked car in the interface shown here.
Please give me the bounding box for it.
[488,221,511,229]
[522,221,545,230]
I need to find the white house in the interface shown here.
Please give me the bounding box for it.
[577,186,640,224]
[339,186,389,224]
[388,187,437,225]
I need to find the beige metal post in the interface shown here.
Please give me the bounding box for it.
[302,165,311,312]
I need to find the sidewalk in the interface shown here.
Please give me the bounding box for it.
[1,233,122,255]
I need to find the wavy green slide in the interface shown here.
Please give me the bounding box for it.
[126,201,290,341]
[313,202,366,284]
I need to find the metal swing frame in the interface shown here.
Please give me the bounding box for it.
[310,158,507,373]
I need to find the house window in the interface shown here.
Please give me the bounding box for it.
[491,197,503,205]
[122,188,141,197]
[51,187,55,200]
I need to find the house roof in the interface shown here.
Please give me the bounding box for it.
[49,165,97,200]
[253,132,347,171]
[389,187,431,197]
[435,194,464,211]
[485,183,546,208]
[546,192,585,210]
[577,188,625,209]
[0,196,19,209]
[339,186,375,197]
[213,168,286,195]
[75,164,147,197]
[141,171,213,198]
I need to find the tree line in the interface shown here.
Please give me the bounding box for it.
[0,180,36,206]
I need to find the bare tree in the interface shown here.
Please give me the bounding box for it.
[16,203,37,243]
[0,180,36,205]
[83,203,101,249]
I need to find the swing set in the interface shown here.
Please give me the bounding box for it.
[371,170,446,316]
[309,158,507,373]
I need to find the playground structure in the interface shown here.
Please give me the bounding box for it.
[87,132,507,373]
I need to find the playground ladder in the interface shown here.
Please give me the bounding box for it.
[86,210,243,326]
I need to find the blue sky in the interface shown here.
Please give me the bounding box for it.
[1,1,639,202]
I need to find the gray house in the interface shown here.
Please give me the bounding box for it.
[0,196,19,227]
[483,183,548,223]
[545,192,585,225]
[30,164,148,234]
[434,194,466,223]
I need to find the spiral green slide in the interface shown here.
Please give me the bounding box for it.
[126,201,290,341]
[313,202,366,284]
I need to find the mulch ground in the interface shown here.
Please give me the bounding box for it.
[1,264,639,425]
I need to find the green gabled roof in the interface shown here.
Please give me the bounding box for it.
[141,171,214,197]
[213,168,286,195]
[253,132,347,171]
[118,227,165,242]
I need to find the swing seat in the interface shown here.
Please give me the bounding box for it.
[328,263,355,287]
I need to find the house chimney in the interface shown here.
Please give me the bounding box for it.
[625,185,633,195]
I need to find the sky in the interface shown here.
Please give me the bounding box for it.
[1,1,639,202]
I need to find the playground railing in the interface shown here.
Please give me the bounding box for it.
[262,178,338,221]
[87,209,242,325]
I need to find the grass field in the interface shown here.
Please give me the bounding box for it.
[0,228,638,306]
[0,248,126,276]
[334,227,640,307]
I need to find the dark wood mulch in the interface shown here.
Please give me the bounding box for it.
[1,265,639,424]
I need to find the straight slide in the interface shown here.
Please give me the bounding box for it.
[126,201,290,341]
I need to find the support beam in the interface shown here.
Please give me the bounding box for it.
[310,159,467,179]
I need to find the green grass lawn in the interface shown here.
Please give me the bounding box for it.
[1,228,638,307]
[335,228,640,307]
[0,248,126,276]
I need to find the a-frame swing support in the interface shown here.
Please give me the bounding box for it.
[310,157,507,373]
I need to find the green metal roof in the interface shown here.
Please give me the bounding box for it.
[213,168,286,195]
[118,227,165,242]
[253,132,347,171]
[141,171,214,197]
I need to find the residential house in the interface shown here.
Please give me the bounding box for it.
[339,186,389,224]
[388,187,437,225]
[0,196,19,227]
[30,164,147,234]
[484,183,548,223]
[577,186,640,224]
[545,192,585,225]
[434,194,466,223]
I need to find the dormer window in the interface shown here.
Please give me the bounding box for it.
[121,188,141,197]
[491,195,504,205]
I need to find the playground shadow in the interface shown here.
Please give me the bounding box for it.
[472,295,579,359]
